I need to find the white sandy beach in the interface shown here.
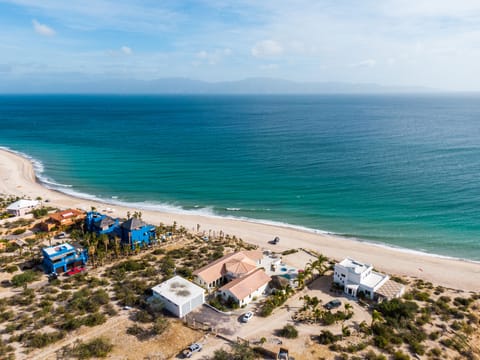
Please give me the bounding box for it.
[0,148,479,291]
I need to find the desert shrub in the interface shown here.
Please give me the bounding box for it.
[82,312,106,327]
[160,256,175,277]
[135,310,153,323]
[116,259,147,272]
[11,270,40,287]
[151,317,169,335]
[12,228,26,235]
[32,208,48,218]
[409,341,425,355]
[212,349,230,360]
[176,266,192,278]
[61,315,83,331]
[428,347,442,357]
[70,337,113,359]
[91,289,109,306]
[279,324,298,338]
[104,304,117,316]
[453,297,472,309]
[376,299,418,325]
[209,295,228,312]
[0,311,14,322]
[21,330,66,348]
[318,330,341,345]
[4,265,18,273]
[68,288,100,313]
[393,351,410,360]
[364,350,387,360]
[152,248,165,255]
[413,291,431,302]
[281,249,298,256]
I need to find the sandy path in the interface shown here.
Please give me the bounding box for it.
[1,148,479,291]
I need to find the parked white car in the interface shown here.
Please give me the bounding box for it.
[242,311,254,323]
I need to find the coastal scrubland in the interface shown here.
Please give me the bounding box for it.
[0,195,479,359]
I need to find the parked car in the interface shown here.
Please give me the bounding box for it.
[123,306,132,310]
[56,232,66,239]
[242,311,254,323]
[278,347,289,360]
[324,299,342,310]
[66,267,86,276]
[182,343,202,358]
[48,272,58,281]
[269,236,280,245]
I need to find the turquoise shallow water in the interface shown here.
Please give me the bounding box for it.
[0,94,479,260]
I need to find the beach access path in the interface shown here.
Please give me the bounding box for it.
[0,148,479,291]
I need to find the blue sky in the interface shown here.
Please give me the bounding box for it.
[1,0,480,90]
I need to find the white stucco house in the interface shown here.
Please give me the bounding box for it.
[334,258,404,300]
[6,199,39,217]
[219,268,271,307]
[192,250,271,306]
[151,276,205,318]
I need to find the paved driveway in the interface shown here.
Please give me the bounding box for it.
[187,305,242,336]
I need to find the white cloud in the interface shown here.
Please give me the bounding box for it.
[349,59,377,68]
[251,40,284,58]
[382,0,480,18]
[260,63,279,70]
[121,46,132,55]
[195,48,231,65]
[32,19,55,36]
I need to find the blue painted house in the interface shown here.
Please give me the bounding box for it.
[42,243,88,274]
[120,217,156,249]
[85,211,119,235]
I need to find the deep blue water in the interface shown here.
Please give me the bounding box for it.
[0,95,479,260]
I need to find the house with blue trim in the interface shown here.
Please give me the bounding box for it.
[42,243,88,274]
[120,217,156,249]
[85,211,119,235]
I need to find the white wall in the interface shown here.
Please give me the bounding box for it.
[153,292,204,318]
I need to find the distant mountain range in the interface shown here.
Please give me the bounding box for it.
[1,76,439,94]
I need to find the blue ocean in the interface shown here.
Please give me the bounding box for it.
[0,95,479,260]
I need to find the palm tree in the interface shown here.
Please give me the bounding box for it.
[100,234,109,255]
[310,254,329,277]
[295,271,306,289]
[344,303,353,315]
[113,235,121,258]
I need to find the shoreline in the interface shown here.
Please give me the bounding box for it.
[0,148,479,291]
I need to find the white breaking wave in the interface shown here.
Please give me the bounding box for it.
[2,145,479,265]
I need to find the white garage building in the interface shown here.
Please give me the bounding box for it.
[152,276,205,318]
[6,199,39,217]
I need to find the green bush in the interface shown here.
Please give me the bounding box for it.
[318,330,341,345]
[279,324,298,338]
[11,270,40,287]
[392,351,410,360]
[12,228,26,235]
[82,312,106,327]
[21,331,66,348]
[4,265,18,273]
[151,317,169,335]
[71,337,113,359]
[32,208,48,218]
[364,350,387,360]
